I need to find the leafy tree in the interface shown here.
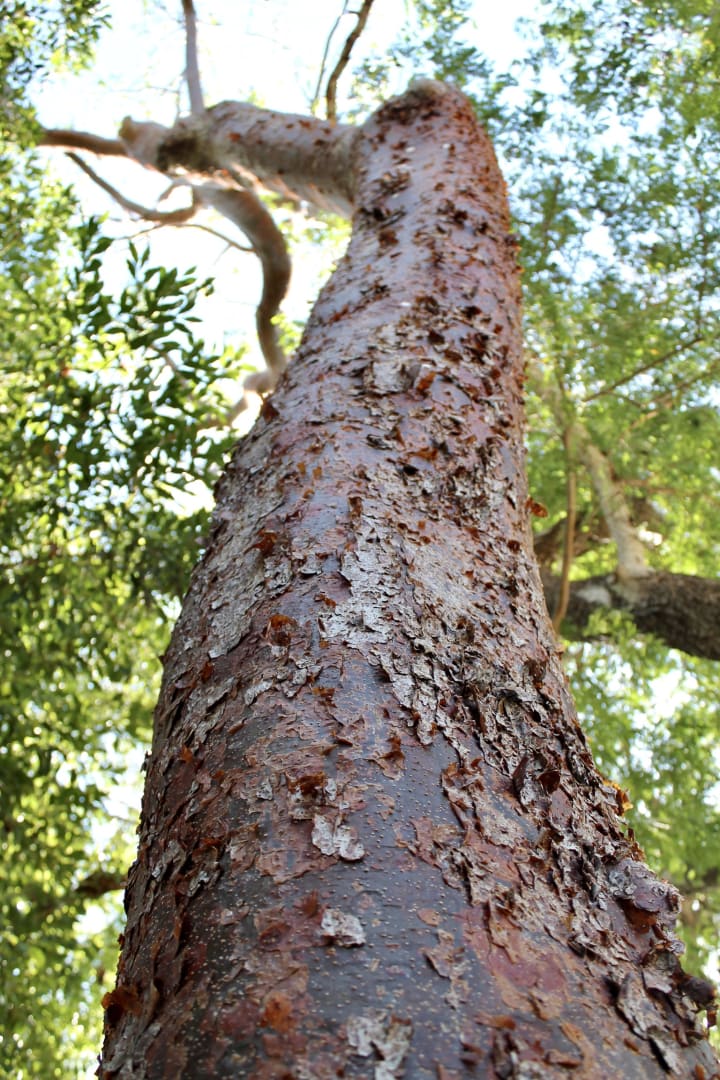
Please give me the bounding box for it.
[1,0,719,1074]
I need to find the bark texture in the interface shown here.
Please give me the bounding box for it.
[543,568,720,660]
[101,84,718,1079]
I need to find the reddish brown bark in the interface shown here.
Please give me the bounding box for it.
[100,84,718,1079]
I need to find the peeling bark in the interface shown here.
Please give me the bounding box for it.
[544,568,720,660]
[100,84,718,1079]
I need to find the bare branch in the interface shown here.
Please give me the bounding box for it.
[182,0,205,116]
[174,220,254,254]
[196,183,291,385]
[39,128,128,157]
[66,153,199,224]
[311,2,349,116]
[325,0,376,122]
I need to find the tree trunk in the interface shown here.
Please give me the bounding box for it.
[100,84,718,1080]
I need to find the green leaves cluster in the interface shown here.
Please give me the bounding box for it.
[0,1,109,144]
[570,632,720,974]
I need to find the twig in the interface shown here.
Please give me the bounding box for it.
[582,331,707,403]
[173,220,254,254]
[311,2,349,115]
[65,153,198,224]
[325,0,376,122]
[625,353,720,432]
[182,0,204,115]
[39,128,128,156]
[552,428,577,632]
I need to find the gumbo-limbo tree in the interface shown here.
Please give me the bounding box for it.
[3,0,720,1075]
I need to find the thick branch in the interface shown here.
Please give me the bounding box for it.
[120,107,358,216]
[580,437,649,580]
[543,568,720,659]
[66,153,198,223]
[39,128,128,156]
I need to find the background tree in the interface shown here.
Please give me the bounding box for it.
[1,0,719,1075]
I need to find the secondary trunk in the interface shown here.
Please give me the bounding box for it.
[101,84,717,1079]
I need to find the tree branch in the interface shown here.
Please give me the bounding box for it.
[580,438,649,580]
[75,869,127,900]
[169,220,254,254]
[66,153,199,224]
[148,103,358,215]
[51,126,293,404]
[543,568,720,660]
[325,0,376,122]
[195,183,290,387]
[529,359,649,581]
[63,159,288,411]
[182,0,204,116]
[311,3,348,116]
[552,428,577,631]
[582,332,707,403]
[39,128,128,157]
